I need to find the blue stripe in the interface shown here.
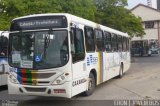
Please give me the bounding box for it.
[17,68,22,84]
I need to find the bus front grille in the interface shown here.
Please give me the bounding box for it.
[24,87,46,92]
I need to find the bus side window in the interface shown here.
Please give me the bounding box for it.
[94,29,104,52]
[118,35,123,52]
[111,34,118,52]
[71,28,85,63]
[84,26,95,52]
[0,36,8,57]
[123,37,127,51]
[126,38,130,51]
[104,31,112,52]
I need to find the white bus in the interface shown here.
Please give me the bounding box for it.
[0,31,9,86]
[8,13,130,98]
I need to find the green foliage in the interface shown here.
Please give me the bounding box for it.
[95,0,145,37]
[0,0,144,37]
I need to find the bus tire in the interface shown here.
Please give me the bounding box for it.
[83,73,96,96]
[118,64,123,78]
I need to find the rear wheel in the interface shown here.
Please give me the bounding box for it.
[83,73,96,96]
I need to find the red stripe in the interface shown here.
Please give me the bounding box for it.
[22,78,27,81]
[22,69,27,85]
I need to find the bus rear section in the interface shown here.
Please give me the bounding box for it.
[0,31,9,86]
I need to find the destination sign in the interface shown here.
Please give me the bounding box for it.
[10,16,67,31]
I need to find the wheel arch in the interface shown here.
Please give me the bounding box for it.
[90,69,97,85]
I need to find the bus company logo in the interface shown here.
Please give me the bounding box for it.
[32,80,38,85]
[87,55,98,66]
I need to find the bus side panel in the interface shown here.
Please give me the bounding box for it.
[103,53,115,82]
[71,52,99,96]
[113,52,121,77]
[123,52,131,73]
[71,60,88,97]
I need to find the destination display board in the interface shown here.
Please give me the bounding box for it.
[10,16,67,31]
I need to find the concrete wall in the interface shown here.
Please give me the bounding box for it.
[132,6,160,21]
[131,5,160,47]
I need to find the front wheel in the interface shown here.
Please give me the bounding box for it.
[83,73,96,96]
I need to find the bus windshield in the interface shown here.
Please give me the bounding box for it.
[9,30,69,69]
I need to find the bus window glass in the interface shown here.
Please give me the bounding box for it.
[84,26,95,52]
[95,29,104,51]
[118,36,123,51]
[112,34,118,51]
[9,30,69,69]
[0,36,8,57]
[71,28,85,63]
[123,37,127,51]
[126,38,130,51]
[104,31,112,52]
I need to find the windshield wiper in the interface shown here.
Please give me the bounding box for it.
[45,34,51,48]
[45,29,53,48]
[43,29,52,58]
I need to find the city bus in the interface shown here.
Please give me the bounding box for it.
[8,13,130,98]
[131,40,159,56]
[0,31,9,86]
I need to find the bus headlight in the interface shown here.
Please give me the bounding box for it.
[51,74,66,85]
[9,74,19,84]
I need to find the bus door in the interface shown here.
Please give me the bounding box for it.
[70,27,86,96]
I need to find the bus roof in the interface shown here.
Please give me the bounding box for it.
[12,13,129,37]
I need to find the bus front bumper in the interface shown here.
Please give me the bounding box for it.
[8,79,72,98]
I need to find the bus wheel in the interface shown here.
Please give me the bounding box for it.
[83,73,96,96]
[118,64,123,78]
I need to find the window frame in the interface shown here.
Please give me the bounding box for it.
[0,36,8,57]
[84,26,95,53]
[117,35,123,52]
[71,28,85,63]
[111,33,118,52]
[104,31,112,52]
[145,21,154,29]
[94,29,104,52]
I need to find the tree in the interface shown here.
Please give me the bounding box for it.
[0,0,96,31]
[94,0,145,37]
[0,0,144,37]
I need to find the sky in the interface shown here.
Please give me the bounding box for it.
[127,0,147,9]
